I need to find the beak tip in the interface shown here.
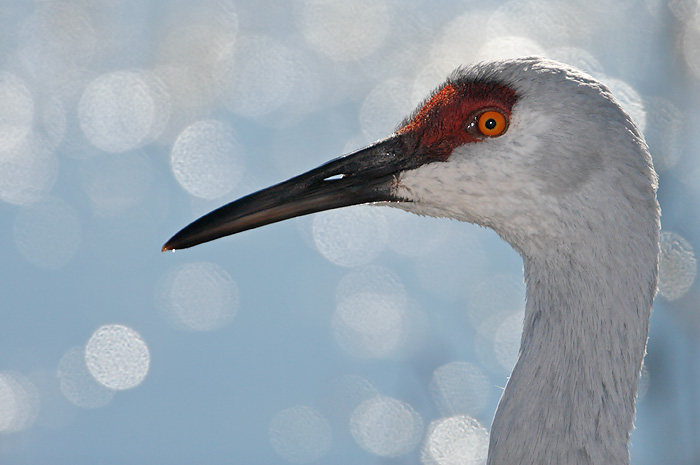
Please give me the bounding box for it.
[161,242,175,252]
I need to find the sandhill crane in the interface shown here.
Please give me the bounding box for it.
[163,57,660,465]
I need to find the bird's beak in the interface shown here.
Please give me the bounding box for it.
[162,133,417,251]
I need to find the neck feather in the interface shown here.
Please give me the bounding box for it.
[487,239,657,465]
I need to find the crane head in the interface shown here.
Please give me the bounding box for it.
[163,56,657,258]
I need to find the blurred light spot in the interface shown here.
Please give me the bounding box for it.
[350,396,423,457]
[603,78,647,132]
[170,119,244,199]
[667,120,700,192]
[319,374,379,424]
[476,36,544,61]
[13,196,82,269]
[220,36,296,119]
[156,9,237,120]
[494,311,523,371]
[153,64,216,142]
[333,290,406,359]
[57,347,114,409]
[296,0,390,61]
[312,205,388,267]
[41,96,68,151]
[421,415,489,465]
[0,134,58,206]
[140,72,172,144]
[257,50,323,128]
[682,15,700,80]
[467,274,525,328]
[414,11,490,103]
[472,312,513,375]
[269,405,332,463]
[80,150,152,216]
[0,72,33,151]
[429,362,491,418]
[79,71,159,153]
[57,108,102,161]
[159,5,238,67]
[85,324,150,390]
[644,97,684,172]
[333,266,428,359]
[333,266,412,358]
[335,265,406,306]
[17,2,97,78]
[383,208,450,258]
[0,372,40,434]
[156,261,239,331]
[415,226,486,301]
[658,231,697,301]
[668,0,697,21]
[26,369,74,430]
[488,0,584,48]
[360,78,414,141]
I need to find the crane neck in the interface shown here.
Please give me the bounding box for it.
[487,241,657,465]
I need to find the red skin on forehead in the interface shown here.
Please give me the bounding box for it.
[398,81,518,161]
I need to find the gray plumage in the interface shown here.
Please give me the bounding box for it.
[394,57,660,464]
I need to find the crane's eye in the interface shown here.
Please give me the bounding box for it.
[477,110,508,137]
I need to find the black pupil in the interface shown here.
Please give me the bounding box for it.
[485,118,497,130]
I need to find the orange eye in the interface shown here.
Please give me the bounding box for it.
[477,110,508,137]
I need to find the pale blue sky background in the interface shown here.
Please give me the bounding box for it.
[1,0,699,464]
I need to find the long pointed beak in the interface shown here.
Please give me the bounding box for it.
[162,133,417,251]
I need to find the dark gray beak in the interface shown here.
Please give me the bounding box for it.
[162,133,418,251]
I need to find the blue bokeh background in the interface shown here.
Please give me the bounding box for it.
[1,0,699,464]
